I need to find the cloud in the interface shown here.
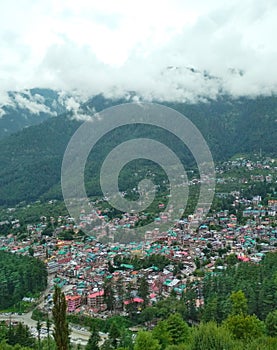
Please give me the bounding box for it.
[0,0,277,103]
[57,90,94,120]
[13,91,54,115]
[0,90,57,118]
[0,109,5,118]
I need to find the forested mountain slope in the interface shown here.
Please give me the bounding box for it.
[0,95,276,205]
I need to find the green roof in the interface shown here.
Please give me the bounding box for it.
[120,264,134,269]
[57,281,66,288]
[58,250,66,255]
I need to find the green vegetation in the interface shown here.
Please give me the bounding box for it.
[1,283,276,350]
[69,253,277,349]
[0,88,69,140]
[113,254,172,271]
[0,252,47,309]
[0,200,68,226]
[86,324,100,350]
[202,251,277,322]
[0,321,57,350]
[0,322,35,348]
[31,308,48,322]
[0,95,276,205]
[67,314,132,333]
[0,301,34,315]
[134,331,160,350]
[80,296,277,349]
[52,286,70,350]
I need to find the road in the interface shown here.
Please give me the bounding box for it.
[0,276,91,345]
[0,312,90,345]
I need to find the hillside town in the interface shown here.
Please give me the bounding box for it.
[1,1,277,348]
[0,157,276,319]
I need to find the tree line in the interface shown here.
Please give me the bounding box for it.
[0,252,47,309]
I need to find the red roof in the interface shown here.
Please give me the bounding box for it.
[133,297,144,303]
[66,295,81,301]
[124,297,144,305]
[88,290,104,298]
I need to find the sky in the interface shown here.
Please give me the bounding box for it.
[1,0,277,103]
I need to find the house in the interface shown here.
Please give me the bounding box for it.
[66,295,81,312]
[87,290,105,311]
[123,297,144,311]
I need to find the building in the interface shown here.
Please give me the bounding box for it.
[87,290,105,311]
[66,295,81,312]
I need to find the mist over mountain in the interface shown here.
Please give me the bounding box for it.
[0,92,276,206]
[0,88,87,139]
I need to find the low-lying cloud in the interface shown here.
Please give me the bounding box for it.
[1,0,277,104]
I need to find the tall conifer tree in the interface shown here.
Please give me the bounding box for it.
[52,285,70,350]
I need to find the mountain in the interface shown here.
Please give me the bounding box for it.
[0,94,276,205]
[166,95,277,159]
[0,88,85,139]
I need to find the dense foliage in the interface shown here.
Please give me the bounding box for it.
[113,254,172,271]
[0,89,69,140]
[202,251,277,322]
[0,321,56,350]
[0,252,47,309]
[0,95,276,205]
[78,253,277,349]
[0,322,35,348]
[52,286,70,350]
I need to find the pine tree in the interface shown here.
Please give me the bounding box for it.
[125,281,136,319]
[7,322,35,348]
[52,285,70,350]
[109,321,121,348]
[138,276,149,309]
[265,310,277,337]
[86,324,100,350]
[116,275,125,311]
[37,319,42,350]
[46,317,51,350]
[104,278,115,312]
[224,291,266,340]
[229,290,248,316]
[152,320,172,349]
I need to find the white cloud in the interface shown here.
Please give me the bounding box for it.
[0,0,277,103]
[0,109,5,118]
[0,89,56,117]
[13,91,55,115]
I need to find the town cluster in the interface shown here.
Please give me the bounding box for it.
[0,156,276,316]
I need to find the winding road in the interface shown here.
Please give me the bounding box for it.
[0,312,90,345]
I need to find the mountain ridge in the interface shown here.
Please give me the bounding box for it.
[0,88,87,139]
[0,94,276,205]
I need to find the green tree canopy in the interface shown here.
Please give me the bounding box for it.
[224,314,265,341]
[134,331,160,350]
[189,322,235,350]
[52,285,70,350]
[86,324,100,350]
[265,310,277,337]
